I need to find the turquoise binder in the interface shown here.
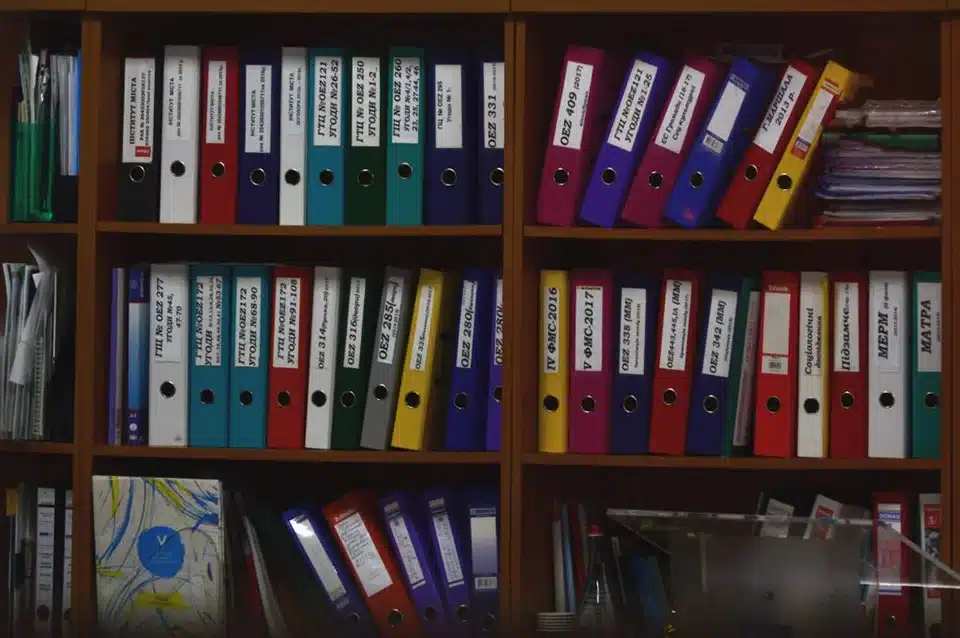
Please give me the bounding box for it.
[386,46,425,225]
[229,265,272,448]
[912,271,941,459]
[306,49,347,225]
[188,264,232,447]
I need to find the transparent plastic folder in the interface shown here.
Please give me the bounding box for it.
[606,508,960,638]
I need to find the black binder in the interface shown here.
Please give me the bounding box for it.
[117,53,161,221]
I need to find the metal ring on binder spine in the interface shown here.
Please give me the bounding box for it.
[398,162,413,179]
[662,388,677,406]
[441,167,458,187]
[879,391,896,408]
[129,165,146,183]
[211,162,225,178]
[553,168,569,185]
[454,392,469,410]
[373,384,389,401]
[925,392,939,408]
[319,169,334,185]
[543,395,559,412]
[405,391,421,408]
[200,389,214,405]
[840,391,855,408]
[160,381,176,398]
[170,160,185,177]
[250,168,266,186]
[276,391,290,407]
[489,167,505,186]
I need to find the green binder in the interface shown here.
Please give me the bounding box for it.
[345,51,387,225]
[723,277,759,457]
[821,130,940,151]
[912,271,941,459]
[386,46,425,226]
[13,48,56,223]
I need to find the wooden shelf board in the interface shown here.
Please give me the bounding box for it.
[523,453,941,471]
[94,446,500,464]
[510,0,942,11]
[0,441,74,455]
[98,222,501,238]
[0,223,78,235]
[524,225,941,242]
[87,0,507,12]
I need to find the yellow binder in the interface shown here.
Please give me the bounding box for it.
[753,61,861,230]
[539,270,569,453]
[392,268,456,451]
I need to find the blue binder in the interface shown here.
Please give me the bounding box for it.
[477,56,505,225]
[307,49,346,225]
[425,53,477,225]
[464,487,499,633]
[445,269,494,451]
[238,48,281,225]
[610,273,660,454]
[228,265,271,448]
[423,488,473,636]
[188,264,232,447]
[663,57,778,228]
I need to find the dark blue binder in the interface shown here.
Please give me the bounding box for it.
[464,486,499,634]
[238,48,281,224]
[477,55,505,225]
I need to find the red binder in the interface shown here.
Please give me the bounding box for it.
[536,46,623,227]
[620,56,723,228]
[873,492,912,638]
[568,269,613,454]
[753,271,799,457]
[323,491,422,638]
[715,60,816,229]
[649,269,701,455]
[266,266,313,449]
[828,272,868,459]
[199,46,239,224]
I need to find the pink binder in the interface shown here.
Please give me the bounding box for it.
[568,269,613,453]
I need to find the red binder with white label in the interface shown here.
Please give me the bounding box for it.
[568,269,613,454]
[873,492,912,638]
[199,46,240,224]
[266,266,312,449]
[828,272,869,459]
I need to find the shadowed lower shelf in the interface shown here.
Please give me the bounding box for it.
[524,225,941,242]
[94,446,500,464]
[522,453,941,470]
[98,222,502,237]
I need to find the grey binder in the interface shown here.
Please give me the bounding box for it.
[359,267,416,450]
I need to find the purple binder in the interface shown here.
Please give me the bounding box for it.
[477,55,504,225]
[465,487,499,634]
[237,48,281,224]
[423,488,473,636]
[485,273,504,451]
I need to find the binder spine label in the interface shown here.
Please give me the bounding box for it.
[552,60,594,151]
[292,515,348,604]
[434,64,464,149]
[152,270,187,363]
[607,59,658,152]
[245,65,273,154]
[430,507,465,586]
[386,513,427,588]
[234,276,263,369]
[483,62,505,150]
[410,285,436,372]
[351,57,381,148]
[469,507,499,590]
[702,289,737,378]
[272,277,302,369]
[917,282,942,373]
[343,277,367,370]
[833,282,860,373]
[334,512,393,597]
[922,502,942,600]
[574,285,604,372]
[703,74,748,155]
[654,65,705,154]
[282,53,306,137]
[876,503,904,595]
[871,279,902,373]
[164,53,198,142]
[314,273,339,370]
[753,65,807,154]
[392,57,421,145]
[122,57,156,163]
[799,284,824,380]
[376,275,406,364]
[732,294,759,450]
[205,60,228,145]
[543,285,561,374]
[618,287,647,376]
[493,279,504,367]
[760,291,791,375]
[456,280,479,370]
[313,56,342,148]
[658,279,692,371]
[792,84,837,159]
[194,275,224,368]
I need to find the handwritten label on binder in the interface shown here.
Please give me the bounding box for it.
[702,289,737,378]
[608,59,658,152]
[282,51,305,138]
[193,275,224,368]
[872,278,902,373]
[703,74,748,155]
[430,506,465,586]
[122,57,156,163]
[245,64,273,154]
[792,85,837,159]
[654,65,705,155]
[456,280,478,370]
[543,285,561,374]
[483,62,505,150]
[334,512,392,597]
[493,278,504,367]
[376,275,406,364]
[658,279,692,371]
[799,280,824,380]
[272,277,302,369]
[753,65,808,155]
[351,57,381,148]
[410,285,436,372]
[760,291,791,375]
[234,276,262,368]
[434,64,463,150]
[312,271,339,371]
[833,282,860,373]
[290,515,348,603]
[552,61,594,151]
[313,56,342,147]
[205,60,227,145]
[574,285,603,372]
[163,52,198,142]
[343,277,367,370]
[386,513,426,588]
[391,57,421,145]
[152,269,186,364]
[618,287,646,376]
[916,282,941,373]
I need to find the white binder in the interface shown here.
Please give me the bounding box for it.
[149,263,189,446]
[279,47,307,226]
[34,487,57,638]
[796,271,828,458]
[305,267,341,448]
[159,46,201,224]
[868,270,909,458]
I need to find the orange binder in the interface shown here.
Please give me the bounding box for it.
[323,490,422,637]
[753,271,800,457]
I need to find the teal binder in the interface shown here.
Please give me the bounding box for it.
[912,271,941,459]
[188,264,232,447]
[386,46,425,225]
[306,49,346,225]
[229,265,272,448]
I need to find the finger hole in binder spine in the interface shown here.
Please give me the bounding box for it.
[170,161,185,177]
[543,395,559,412]
[311,390,327,407]
[925,392,939,409]
[489,167,504,186]
[319,169,335,186]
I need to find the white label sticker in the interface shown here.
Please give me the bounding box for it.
[376,275,406,365]
[493,279,504,367]
[193,275,223,368]
[313,56,342,147]
[543,284,561,374]
[163,52,198,142]
[282,51,306,137]
[410,285,435,372]
[872,279,902,373]
[334,512,392,598]
[702,75,747,155]
[552,61,594,151]
[432,510,465,586]
[342,277,366,370]
[151,269,187,364]
[122,58,156,164]
[483,62,505,150]
[833,282,860,373]
[916,281,941,373]
[618,287,647,376]
[753,66,808,154]
[761,291,791,375]
[245,65,273,154]
[574,285,604,372]
[434,64,463,150]
[313,273,339,371]
[799,280,825,379]
[234,276,263,368]
[387,515,426,588]
[658,279,693,371]
[391,56,421,145]
[733,292,761,447]
[701,289,737,378]
[290,515,347,604]
[205,60,228,145]
[607,59,659,152]
[272,276,302,369]
[351,57,381,148]
[455,280,479,370]
[792,86,835,159]
[654,66,705,154]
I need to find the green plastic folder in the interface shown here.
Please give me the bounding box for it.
[912,271,941,459]
[13,48,56,223]
[385,46,425,226]
[345,51,387,225]
[723,278,759,458]
[821,131,940,151]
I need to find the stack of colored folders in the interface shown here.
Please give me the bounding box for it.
[815,100,942,226]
